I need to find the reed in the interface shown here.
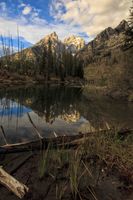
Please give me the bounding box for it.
[69,148,82,199]
[38,144,51,179]
[37,128,133,199]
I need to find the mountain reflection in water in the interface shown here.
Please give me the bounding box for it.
[0,85,133,145]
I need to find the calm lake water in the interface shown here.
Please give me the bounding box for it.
[0,85,133,146]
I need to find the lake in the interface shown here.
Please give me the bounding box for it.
[0,84,133,146]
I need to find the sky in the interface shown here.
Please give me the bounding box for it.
[0,0,132,49]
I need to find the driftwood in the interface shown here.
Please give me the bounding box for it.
[0,167,29,199]
[0,129,110,153]
[0,128,132,154]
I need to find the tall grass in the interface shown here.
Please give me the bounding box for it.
[37,129,133,199]
[38,144,51,179]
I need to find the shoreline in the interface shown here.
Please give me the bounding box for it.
[0,78,132,102]
[83,85,133,102]
[0,130,133,200]
[0,78,85,88]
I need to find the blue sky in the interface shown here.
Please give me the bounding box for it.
[0,0,131,49]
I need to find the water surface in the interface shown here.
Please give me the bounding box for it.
[0,85,133,145]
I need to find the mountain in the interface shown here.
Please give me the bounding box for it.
[64,35,85,53]
[13,32,85,62]
[79,20,133,100]
[14,20,129,64]
[78,20,131,63]
[13,32,63,62]
[5,32,84,81]
[36,32,65,53]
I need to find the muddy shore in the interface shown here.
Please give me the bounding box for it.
[0,129,133,200]
[0,151,133,200]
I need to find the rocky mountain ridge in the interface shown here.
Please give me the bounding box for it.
[13,20,131,64]
[80,20,133,101]
[36,32,65,53]
[64,35,85,53]
[13,32,85,62]
[78,20,132,64]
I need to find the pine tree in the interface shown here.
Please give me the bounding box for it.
[59,61,65,81]
[46,39,52,81]
[40,46,47,76]
[62,47,67,77]
[129,3,133,28]
[76,59,84,79]
[126,2,133,43]
[53,50,57,76]
[72,55,77,77]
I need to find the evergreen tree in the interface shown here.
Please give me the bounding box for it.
[62,47,67,77]
[46,39,52,81]
[59,61,65,81]
[40,46,47,76]
[126,2,133,43]
[53,50,57,75]
[129,3,133,29]
[76,59,84,78]
[72,55,77,77]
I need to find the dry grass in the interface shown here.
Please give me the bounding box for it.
[38,129,133,199]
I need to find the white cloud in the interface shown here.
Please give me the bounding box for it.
[0,2,6,11]
[0,0,131,46]
[50,0,131,36]
[18,3,26,8]
[0,1,85,44]
[0,15,82,44]
[22,5,32,15]
[0,2,8,16]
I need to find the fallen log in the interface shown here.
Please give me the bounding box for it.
[0,167,29,199]
[0,128,132,154]
[0,129,112,153]
[0,130,99,153]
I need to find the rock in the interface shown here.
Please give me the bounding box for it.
[78,20,130,63]
[64,35,85,53]
[12,32,85,63]
[96,27,116,41]
[77,20,133,100]
[115,20,129,33]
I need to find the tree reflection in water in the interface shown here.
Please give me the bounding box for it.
[0,85,133,145]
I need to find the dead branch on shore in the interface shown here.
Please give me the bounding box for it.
[0,167,29,199]
[0,129,111,153]
[0,128,132,154]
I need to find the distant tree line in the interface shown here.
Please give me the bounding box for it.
[36,39,84,81]
[0,36,84,81]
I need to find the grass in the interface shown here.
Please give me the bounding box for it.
[69,148,82,199]
[38,144,51,179]
[128,92,133,102]
[38,129,133,199]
